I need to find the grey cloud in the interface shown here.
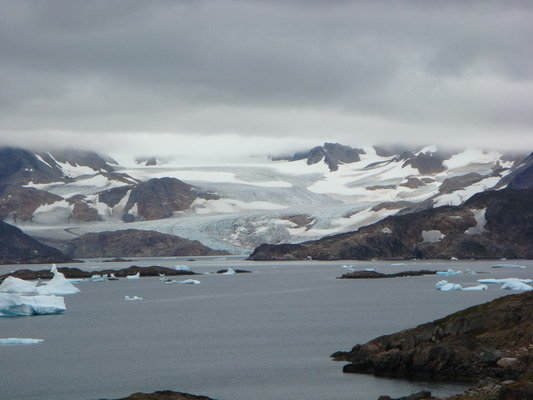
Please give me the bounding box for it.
[0,0,532,152]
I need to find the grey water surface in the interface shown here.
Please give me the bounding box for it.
[1,258,531,400]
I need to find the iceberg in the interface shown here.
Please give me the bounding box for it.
[91,274,107,282]
[364,268,376,272]
[462,284,488,291]
[500,280,533,291]
[436,280,462,291]
[0,293,66,317]
[0,338,44,345]
[178,279,201,285]
[436,269,462,276]
[450,257,459,261]
[222,268,236,275]
[36,265,81,295]
[478,278,532,284]
[491,264,526,269]
[0,276,38,294]
[124,295,143,301]
[126,272,140,280]
[174,265,191,272]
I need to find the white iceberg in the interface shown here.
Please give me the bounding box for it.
[364,268,376,272]
[36,265,81,295]
[174,265,191,272]
[126,272,140,280]
[436,269,462,277]
[0,338,44,345]
[0,276,38,294]
[478,278,532,284]
[491,264,526,269]
[436,280,462,291]
[462,284,488,291]
[178,279,201,285]
[500,279,533,291]
[0,293,66,316]
[91,274,107,282]
[124,295,143,301]
[222,268,236,275]
[450,257,459,261]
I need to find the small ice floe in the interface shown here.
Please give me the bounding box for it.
[436,269,462,277]
[124,296,143,301]
[364,268,376,272]
[108,274,119,281]
[178,279,201,285]
[0,338,44,345]
[36,265,81,295]
[126,272,140,280]
[391,263,405,266]
[478,278,532,284]
[91,274,107,282]
[222,268,236,275]
[436,280,462,291]
[174,265,191,272]
[0,293,66,317]
[491,264,526,269]
[500,279,533,291]
[342,265,356,271]
[462,284,488,291]
[450,257,459,261]
[0,276,38,294]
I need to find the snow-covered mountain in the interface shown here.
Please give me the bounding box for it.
[0,144,529,254]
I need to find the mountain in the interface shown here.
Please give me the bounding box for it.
[248,188,533,260]
[272,142,365,171]
[1,144,530,255]
[63,229,227,258]
[0,220,71,264]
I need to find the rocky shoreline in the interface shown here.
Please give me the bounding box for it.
[110,390,215,400]
[0,265,197,281]
[333,292,532,399]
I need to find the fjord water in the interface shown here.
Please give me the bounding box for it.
[1,258,531,400]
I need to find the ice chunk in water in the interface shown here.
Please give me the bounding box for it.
[0,293,66,316]
[124,296,143,301]
[436,269,462,276]
[501,279,533,291]
[436,280,462,291]
[478,278,532,284]
[36,265,80,295]
[222,268,236,275]
[174,265,191,272]
[0,338,44,345]
[462,284,488,291]
[491,264,525,269]
[178,279,201,285]
[126,272,140,280]
[0,276,38,294]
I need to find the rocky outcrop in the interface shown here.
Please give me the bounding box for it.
[0,186,63,221]
[0,265,196,281]
[0,147,66,185]
[339,270,436,279]
[111,390,214,399]
[98,177,218,222]
[0,221,71,264]
[248,189,533,260]
[334,293,532,400]
[64,229,227,258]
[335,292,532,381]
[272,142,365,171]
[66,195,102,222]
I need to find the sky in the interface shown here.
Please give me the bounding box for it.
[0,0,532,160]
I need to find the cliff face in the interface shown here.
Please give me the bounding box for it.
[64,229,227,258]
[248,189,533,260]
[0,221,71,264]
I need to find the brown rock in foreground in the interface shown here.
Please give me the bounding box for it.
[334,292,532,399]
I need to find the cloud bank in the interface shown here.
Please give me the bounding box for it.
[0,0,532,155]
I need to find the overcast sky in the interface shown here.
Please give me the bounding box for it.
[0,0,532,159]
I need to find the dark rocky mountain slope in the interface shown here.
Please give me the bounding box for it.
[0,221,71,264]
[248,188,533,260]
[64,229,227,258]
